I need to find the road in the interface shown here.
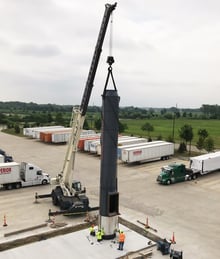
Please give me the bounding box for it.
[0,131,219,258]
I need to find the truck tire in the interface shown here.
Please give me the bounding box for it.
[187,175,192,181]
[192,174,197,180]
[15,182,21,189]
[7,184,13,190]
[166,180,171,185]
[51,190,60,206]
[42,179,48,185]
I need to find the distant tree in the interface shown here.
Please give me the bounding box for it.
[157,134,162,140]
[160,108,167,116]
[196,128,209,152]
[141,122,154,137]
[47,113,53,123]
[175,111,181,118]
[83,119,89,130]
[198,128,208,139]
[166,135,174,143]
[23,122,29,128]
[0,113,7,124]
[164,113,173,119]
[196,137,204,151]
[94,118,101,131]
[204,137,214,152]
[178,142,187,153]
[119,121,127,133]
[14,124,20,134]
[55,112,65,125]
[179,124,193,153]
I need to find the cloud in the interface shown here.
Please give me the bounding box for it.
[14,44,61,57]
[0,0,220,108]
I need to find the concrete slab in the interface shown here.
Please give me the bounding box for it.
[0,224,161,259]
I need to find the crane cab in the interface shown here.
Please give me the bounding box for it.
[72,180,86,195]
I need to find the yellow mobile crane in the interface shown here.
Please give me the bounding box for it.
[36,3,117,215]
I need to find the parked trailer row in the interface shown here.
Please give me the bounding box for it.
[85,136,147,154]
[84,136,137,153]
[121,142,174,163]
[23,126,97,144]
[96,137,148,156]
[23,126,64,138]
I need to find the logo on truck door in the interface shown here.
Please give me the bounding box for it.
[0,167,11,174]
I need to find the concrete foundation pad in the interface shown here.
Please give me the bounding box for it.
[0,223,161,259]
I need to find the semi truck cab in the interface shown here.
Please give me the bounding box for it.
[157,163,193,185]
[20,162,50,186]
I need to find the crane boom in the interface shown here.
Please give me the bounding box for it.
[59,3,117,195]
[81,3,117,116]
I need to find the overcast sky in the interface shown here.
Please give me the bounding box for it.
[0,0,220,108]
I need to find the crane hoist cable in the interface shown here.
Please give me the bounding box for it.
[105,11,117,92]
[109,12,114,57]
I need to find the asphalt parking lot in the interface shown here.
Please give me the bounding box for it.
[0,131,219,258]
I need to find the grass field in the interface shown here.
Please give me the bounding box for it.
[121,118,220,148]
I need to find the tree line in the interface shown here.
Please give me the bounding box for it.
[1,102,220,119]
[0,102,218,151]
[141,122,214,153]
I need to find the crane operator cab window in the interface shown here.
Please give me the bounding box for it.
[72,181,82,192]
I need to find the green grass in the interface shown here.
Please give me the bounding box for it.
[121,118,220,148]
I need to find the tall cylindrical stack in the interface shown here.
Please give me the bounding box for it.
[99,89,120,239]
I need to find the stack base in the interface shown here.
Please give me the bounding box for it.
[99,215,118,240]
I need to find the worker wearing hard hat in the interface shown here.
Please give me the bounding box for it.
[89,224,95,236]
[118,231,125,250]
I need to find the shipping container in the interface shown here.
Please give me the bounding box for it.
[23,126,64,138]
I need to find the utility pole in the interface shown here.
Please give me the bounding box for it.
[172,104,177,142]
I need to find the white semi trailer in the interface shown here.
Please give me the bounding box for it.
[117,140,164,160]
[0,162,50,190]
[121,142,174,163]
[97,137,148,156]
[190,151,220,175]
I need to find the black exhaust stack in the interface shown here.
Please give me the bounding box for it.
[99,57,120,239]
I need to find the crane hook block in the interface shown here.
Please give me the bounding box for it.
[107,56,114,65]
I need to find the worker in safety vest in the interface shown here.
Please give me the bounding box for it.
[118,230,125,250]
[89,224,95,236]
[96,229,102,242]
[101,227,105,238]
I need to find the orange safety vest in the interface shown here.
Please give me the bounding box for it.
[119,232,125,242]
